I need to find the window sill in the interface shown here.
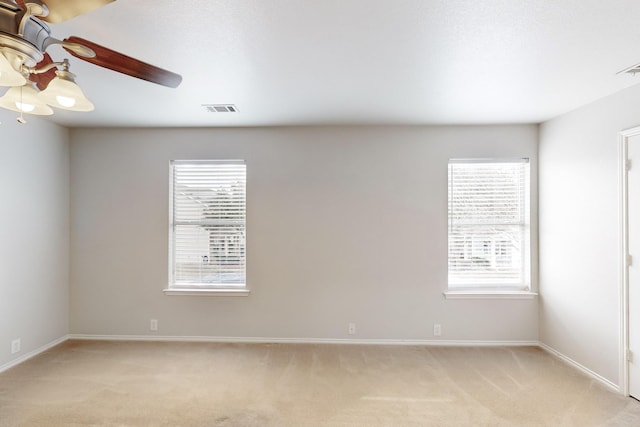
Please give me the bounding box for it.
[163,288,250,297]
[443,290,538,300]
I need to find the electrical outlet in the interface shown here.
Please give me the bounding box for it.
[433,324,442,337]
[150,319,158,331]
[348,322,356,335]
[11,338,21,354]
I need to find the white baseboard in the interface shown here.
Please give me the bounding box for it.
[69,334,538,347]
[538,341,621,393]
[0,335,69,374]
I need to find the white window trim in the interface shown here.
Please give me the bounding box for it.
[443,290,538,300]
[167,160,248,296]
[447,158,531,292]
[163,288,250,297]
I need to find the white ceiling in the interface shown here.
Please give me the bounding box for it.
[28,0,640,127]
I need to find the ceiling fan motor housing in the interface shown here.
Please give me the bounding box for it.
[0,0,49,66]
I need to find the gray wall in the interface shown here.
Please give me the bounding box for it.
[70,125,538,341]
[0,113,69,369]
[539,83,640,386]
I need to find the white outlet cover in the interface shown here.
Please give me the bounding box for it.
[11,339,21,354]
[433,324,442,337]
[348,323,356,334]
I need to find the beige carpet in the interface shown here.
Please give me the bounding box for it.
[1,340,640,426]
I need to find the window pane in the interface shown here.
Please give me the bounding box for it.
[448,224,524,286]
[170,161,246,288]
[174,224,246,285]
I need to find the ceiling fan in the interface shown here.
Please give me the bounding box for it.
[0,0,181,121]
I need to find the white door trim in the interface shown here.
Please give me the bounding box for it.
[619,125,640,396]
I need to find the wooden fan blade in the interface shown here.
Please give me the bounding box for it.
[17,0,116,23]
[29,53,57,90]
[63,36,182,88]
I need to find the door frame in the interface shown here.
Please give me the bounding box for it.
[619,125,640,397]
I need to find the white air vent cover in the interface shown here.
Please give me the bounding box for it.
[202,104,238,113]
[619,63,640,75]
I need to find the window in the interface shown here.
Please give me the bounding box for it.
[447,159,530,291]
[168,160,247,294]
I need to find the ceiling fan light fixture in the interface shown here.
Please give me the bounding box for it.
[39,69,94,111]
[56,95,75,108]
[0,51,27,87]
[0,82,53,115]
[16,101,35,113]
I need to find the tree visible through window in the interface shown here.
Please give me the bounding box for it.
[169,160,246,289]
[448,159,530,290]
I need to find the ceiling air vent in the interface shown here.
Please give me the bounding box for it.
[202,104,238,113]
[618,63,640,75]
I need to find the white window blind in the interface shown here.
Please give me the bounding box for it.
[169,160,246,289]
[448,159,530,289]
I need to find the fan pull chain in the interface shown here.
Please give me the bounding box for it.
[17,84,26,124]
